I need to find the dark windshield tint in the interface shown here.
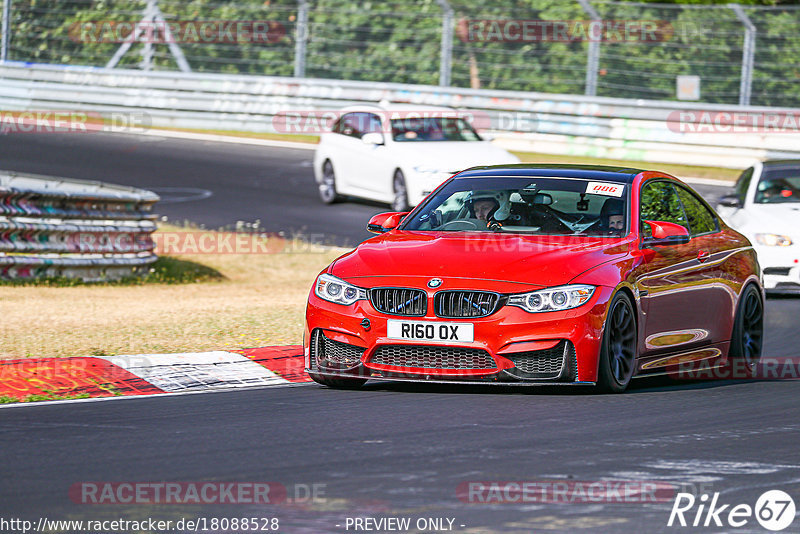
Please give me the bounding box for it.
[755,166,800,204]
[391,118,482,142]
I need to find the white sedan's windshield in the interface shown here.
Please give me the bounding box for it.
[403,176,629,236]
[754,170,800,204]
[391,118,482,142]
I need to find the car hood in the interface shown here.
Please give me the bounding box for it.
[743,204,800,229]
[391,141,519,172]
[331,231,631,289]
[728,204,800,239]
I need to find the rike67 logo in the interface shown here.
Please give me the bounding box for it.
[668,490,796,531]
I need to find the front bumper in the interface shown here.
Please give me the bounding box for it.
[755,244,800,293]
[304,285,614,384]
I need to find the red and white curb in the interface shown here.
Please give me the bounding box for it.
[0,346,309,404]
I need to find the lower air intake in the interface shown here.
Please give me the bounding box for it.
[370,345,497,370]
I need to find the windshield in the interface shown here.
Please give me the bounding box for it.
[754,168,800,204]
[391,117,482,142]
[402,176,629,237]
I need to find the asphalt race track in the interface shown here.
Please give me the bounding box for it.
[3,374,800,533]
[2,132,800,533]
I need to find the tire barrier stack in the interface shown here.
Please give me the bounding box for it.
[0,171,159,281]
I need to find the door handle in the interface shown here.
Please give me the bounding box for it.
[697,250,710,263]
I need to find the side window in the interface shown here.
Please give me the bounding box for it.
[676,186,719,236]
[639,181,689,237]
[735,167,754,204]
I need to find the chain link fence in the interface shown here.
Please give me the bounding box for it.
[2,0,799,107]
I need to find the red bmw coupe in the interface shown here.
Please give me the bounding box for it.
[304,165,764,392]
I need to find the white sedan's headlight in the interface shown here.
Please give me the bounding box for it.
[508,285,595,313]
[314,274,367,305]
[755,233,793,247]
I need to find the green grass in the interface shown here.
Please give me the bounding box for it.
[0,257,224,287]
[158,127,320,145]
[0,391,92,404]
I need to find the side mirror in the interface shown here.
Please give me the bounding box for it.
[641,220,690,247]
[361,132,385,146]
[367,211,408,233]
[717,194,741,208]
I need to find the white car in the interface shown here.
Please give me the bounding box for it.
[717,160,800,293]
[313,103,520,211]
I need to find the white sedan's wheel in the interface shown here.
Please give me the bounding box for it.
[391,170,410,212]
[319,160,339,204]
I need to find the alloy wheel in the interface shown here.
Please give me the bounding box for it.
[608,298,636,386]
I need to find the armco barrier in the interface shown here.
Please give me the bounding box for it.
[1,62,800,169]
[0,171,158,281]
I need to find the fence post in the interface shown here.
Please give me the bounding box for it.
[1,0,10,62]
[294,0,309,78]
[577,0,600,97]
[141,0,155,71]
[437,0,453,86]
[729,3,755,106]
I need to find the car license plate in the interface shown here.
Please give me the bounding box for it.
[386,320,474,343]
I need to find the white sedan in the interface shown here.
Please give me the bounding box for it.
[313,103,519,211]
[717,159,800,293]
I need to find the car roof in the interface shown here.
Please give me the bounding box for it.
[762,159,800,169]
[454,164,649,184]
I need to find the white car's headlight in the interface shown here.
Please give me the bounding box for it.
[314,274,367,305]
[755,233,793,247]
[507,285,595,313]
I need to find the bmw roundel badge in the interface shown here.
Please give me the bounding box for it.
[427,278,443,289]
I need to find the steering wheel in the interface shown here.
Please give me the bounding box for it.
[437,219,480,231]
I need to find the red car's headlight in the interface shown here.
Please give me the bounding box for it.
[507,284,595,313]
[314,274,368,306]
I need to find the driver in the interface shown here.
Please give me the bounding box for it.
[466,190,510,225]
[598,198,625,234]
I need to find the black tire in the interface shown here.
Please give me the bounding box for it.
[597,292,638,393]
[308,372,367,389]
[727,284,764,378]
[319,160,339,204]
[391,170,410,212]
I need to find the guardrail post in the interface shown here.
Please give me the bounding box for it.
[729,3,755,107]
[1,0,10,62]
[294,0,309,78]
[577,0,600,97]
[437,0,453,87]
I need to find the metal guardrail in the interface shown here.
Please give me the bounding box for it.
[0,62,799,169]
[0,170,159,281]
